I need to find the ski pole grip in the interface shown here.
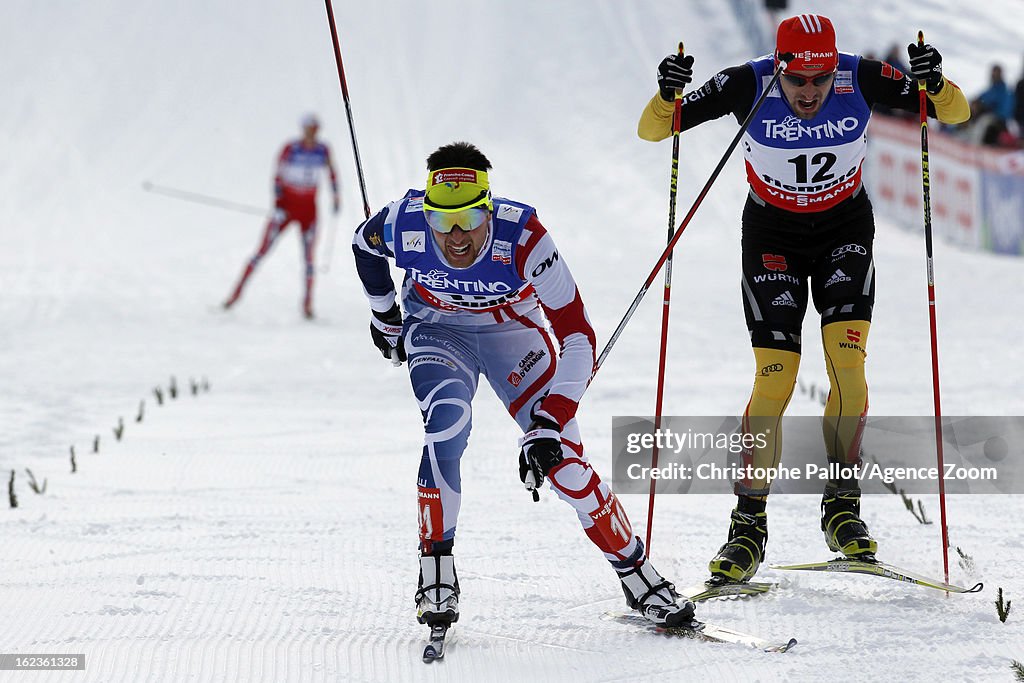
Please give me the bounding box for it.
[673,41,686,101]
[524,471,540,502]
[915,30,928,91]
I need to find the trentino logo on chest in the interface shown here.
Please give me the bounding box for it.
[409,267,513,294]
[762,115,861,141]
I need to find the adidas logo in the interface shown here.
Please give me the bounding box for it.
[825,269,852,287]
[772,290,798,307]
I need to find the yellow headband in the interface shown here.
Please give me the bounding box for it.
[424,167,492,212]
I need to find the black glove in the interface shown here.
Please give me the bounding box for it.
[518,417,563,502]
[657,53,695,101]
[907,42,944,94]
[369,304,406,363]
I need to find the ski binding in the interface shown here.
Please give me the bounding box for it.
[422,622,450,663]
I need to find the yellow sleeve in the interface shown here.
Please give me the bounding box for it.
[637,93,676,141]
[929,78,971,125]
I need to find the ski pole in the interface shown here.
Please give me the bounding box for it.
[141,181,267,216]
[324,0,372,220]
[646,42,686,555]
[594,54,793,377]
[320,212,340,273]
[915,30,950,587]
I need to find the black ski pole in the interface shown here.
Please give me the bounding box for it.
[324,0,372,220]
[594,54,794,376]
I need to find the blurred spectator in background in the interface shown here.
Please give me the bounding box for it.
[764,0,787,32]
[971,65,1018,148]
[1014,56,1024,138]
[974,64,1015,120]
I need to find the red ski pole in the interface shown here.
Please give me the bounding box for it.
[915,30,950,586]
[646,42,686,555]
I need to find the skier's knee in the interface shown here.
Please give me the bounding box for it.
[822,320,869,369]
[420,381,473,452]
[822,321,869,414]
[424,401,472,445]
[749,347,800,409]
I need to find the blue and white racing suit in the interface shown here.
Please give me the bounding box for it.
[353,190,642,569]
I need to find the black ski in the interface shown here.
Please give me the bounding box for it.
[422,622,450,663]
[603,612,796,652]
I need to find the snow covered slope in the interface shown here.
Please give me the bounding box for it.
[1,1,1022,681]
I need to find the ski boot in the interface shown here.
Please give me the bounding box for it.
[708,496,768,584]
[821,484,877,560]
[619,559,695,627]
[415,551,460,625]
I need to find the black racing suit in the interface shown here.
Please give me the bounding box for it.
[675,59,937,351]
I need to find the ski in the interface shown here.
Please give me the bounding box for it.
[769,558,984,594]
[422,622,451,663]
[603,612,797,653]
[679,579,775,602]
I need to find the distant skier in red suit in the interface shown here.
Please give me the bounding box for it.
[224,113,340,318]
